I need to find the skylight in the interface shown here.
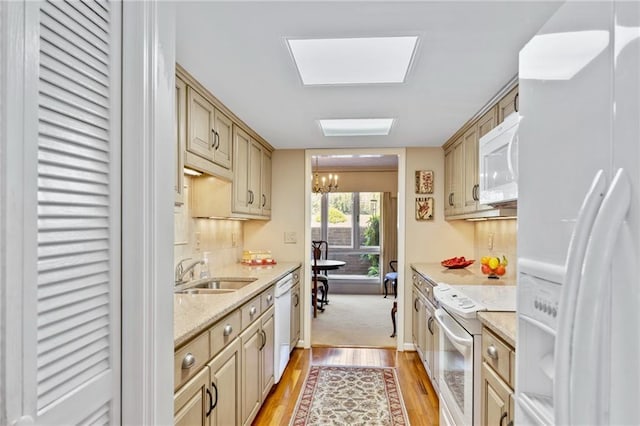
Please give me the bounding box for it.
[287,36,418,85]
[319,119,395,137]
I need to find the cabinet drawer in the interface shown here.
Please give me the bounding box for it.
[482,328,511,384]
[210,310,241,357]
[261,286,275,310]
[241,295,262,329]
[174,332,209,390]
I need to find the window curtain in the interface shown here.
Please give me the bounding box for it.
[380,192,398,290]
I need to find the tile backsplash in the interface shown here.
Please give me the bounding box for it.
[474,219,517,279]
[174,176,244,277]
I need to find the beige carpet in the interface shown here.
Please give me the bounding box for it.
[311,294,398,348]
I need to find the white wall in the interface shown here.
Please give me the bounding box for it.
[403,147,475,345]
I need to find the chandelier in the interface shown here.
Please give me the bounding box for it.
[312,156,338,194]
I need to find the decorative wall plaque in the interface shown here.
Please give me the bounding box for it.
[415,170,434,194]
[416,197,434,221]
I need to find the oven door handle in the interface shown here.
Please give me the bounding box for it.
[434,309,473,348]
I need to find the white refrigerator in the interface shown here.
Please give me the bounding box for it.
[515,1,640,425]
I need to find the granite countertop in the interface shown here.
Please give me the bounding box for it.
[174,261,301,348]
[477,312,517,347]
[411,262,516,286]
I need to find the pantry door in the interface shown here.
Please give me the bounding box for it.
[1,1,122,424]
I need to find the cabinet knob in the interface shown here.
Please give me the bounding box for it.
[181,352,196,369]
[249,306,257,316]
[487,344,499,360]
[267,294,273,304]
[223,324,233,336]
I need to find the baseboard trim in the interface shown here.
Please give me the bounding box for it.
[403,343,416,352]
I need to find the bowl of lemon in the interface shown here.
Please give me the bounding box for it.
[480,255,508,279]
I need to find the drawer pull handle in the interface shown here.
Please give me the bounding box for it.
[211,382,219,410]
[205,388,213,417]
[223,324,233,336]
[181,352,196,369]
[487,344,499,360]
[250,306,257,316]
[267,294,273,304]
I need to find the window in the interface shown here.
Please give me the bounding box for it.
[311,192,381,277]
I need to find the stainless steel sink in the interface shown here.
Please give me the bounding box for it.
[175,277,257,294]
[178,288,236,295]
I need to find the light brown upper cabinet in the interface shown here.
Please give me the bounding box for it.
[233,125,271,219]
[175,76,187,206]
[187,87,233,171]
[443,85,515,220]
[498,86,519,124]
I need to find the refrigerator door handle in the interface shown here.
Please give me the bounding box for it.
[554,169,607,425]
[569,169,631,426]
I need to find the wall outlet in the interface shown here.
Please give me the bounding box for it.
[195,232,201,251]
[284,231,297,244]
[488,233,494,251]
[231,232,238,247]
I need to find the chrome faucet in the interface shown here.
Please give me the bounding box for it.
[175,258,205,285]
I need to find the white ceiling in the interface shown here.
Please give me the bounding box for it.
[176,1,561,150]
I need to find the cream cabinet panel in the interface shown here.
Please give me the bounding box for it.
[174,366,209,426]
[261,149,272,216]
[498,85,519,123]
[481,362,512,426]
[445,139,464,216]
[261,307,275,402]
[241,320,262,426]
[233,126,252,214]
[463,126,478,212]
[209,339,241,426]
[175,77,186,205]
[248,139,262,215]
[290,283,301,350]
[213,108,232,169]
[444,148,455,217]
[187,87,216,161]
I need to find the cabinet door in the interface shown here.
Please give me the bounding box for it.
[175,77,186,205]
[290,284,300,350]
[241,320,262,426]
[451,139,464,213]
[209,339,241,426]
[261,149,272,217]
[174,366,210,426]
[424,307,435,378]
[498,86,519,123]
[444,148,455,217]
[213,108,232,169]
[412,290,420,345]
[248,139,263,215]
[233,126,251,213]
[187,87,215,161]
[417,298,427,361]
[261,307,275,401]
[462,126,478,212]
[481,362,513,426]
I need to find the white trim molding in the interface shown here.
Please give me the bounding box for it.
[121,2,175,424]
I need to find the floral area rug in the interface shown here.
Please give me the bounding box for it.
[290,365,410,426]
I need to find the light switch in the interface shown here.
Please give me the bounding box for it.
[284,231,297,244]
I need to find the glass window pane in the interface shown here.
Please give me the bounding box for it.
[327,192,353,248]
[359,193,380,249]
[311,193,322,241]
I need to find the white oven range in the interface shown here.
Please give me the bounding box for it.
[433,284,516,426]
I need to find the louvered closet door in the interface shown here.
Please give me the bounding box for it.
[36,1,121,424]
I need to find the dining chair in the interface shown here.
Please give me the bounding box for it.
[383,260,398,298]
[312,240,330,305]
[311,241,327,317]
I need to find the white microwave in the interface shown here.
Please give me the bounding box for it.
[479,112,520,206]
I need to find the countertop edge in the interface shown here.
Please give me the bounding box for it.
[174,262,301,348]
[477,312,517,348]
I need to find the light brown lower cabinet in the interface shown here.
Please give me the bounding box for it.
[290,282,300,350]
[481,362,513,426]
[208,339,242,426]
[241,306,275,426]
[174,366,209,426]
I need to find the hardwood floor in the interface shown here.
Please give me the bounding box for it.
[253,347,439,425]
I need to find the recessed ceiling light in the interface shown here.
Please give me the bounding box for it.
[287,36,418,85]
[319,119,395,137]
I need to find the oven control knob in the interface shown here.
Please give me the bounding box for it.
[552,307,558,317]
[534,300,540,309]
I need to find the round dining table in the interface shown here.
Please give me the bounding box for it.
[311,259,346,317]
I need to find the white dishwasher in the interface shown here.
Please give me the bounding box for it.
[273,273,293,383]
